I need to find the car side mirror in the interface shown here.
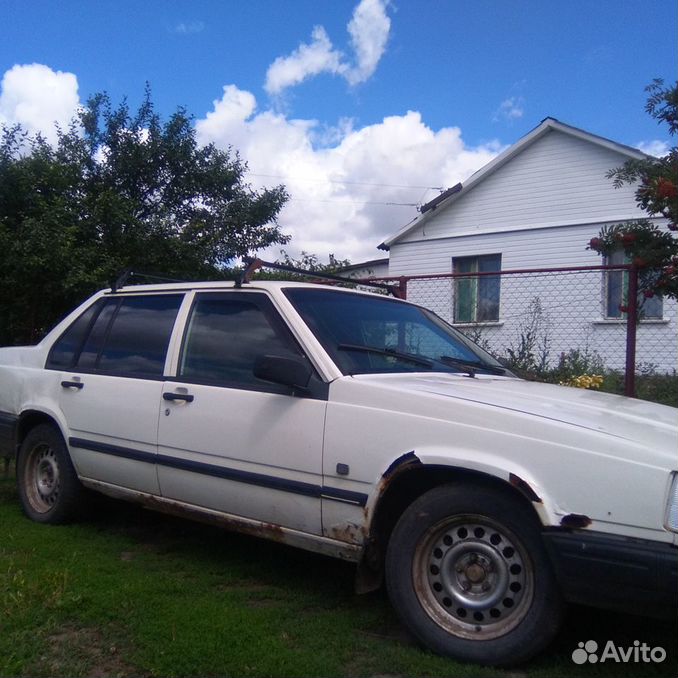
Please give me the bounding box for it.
[253,355,313,391]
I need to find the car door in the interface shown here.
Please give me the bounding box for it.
[156,291,326,534]
[49,293,184,494]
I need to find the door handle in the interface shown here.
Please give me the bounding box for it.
[162,392,194,403]
[61,380,84,390]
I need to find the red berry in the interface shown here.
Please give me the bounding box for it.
[633,257,647,267]
[589,237,601,249]
[643,290,655,298]
[657,178,677,199]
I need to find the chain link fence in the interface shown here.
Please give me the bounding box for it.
[367,265,678,396]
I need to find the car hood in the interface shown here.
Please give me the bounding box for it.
[349,373,678,463]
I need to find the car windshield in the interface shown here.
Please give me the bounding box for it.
[283,288,507,376]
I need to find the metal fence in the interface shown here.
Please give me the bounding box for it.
[365,265,677,397]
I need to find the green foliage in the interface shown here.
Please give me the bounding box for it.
[0,88,289,344]
[548,348,606,383]
[606,80,677,226]
[502,297,551,375]
[601,367,678,407]
[587,220,678,300]
[278,250,351,273]
[591,79,678,300]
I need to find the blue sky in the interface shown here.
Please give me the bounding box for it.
[1,0,676,261]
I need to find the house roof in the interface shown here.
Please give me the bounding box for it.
[338,257,389,273]
[378,117,649,251]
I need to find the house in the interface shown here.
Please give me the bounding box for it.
[338,257,390,280]
[378,118,677,373]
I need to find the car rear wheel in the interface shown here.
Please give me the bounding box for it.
[385,482,563,666]
[17,423,84,524]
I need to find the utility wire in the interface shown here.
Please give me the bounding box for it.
[249,172,443,191]
[288,197,420,207]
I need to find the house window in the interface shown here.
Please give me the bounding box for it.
[453,254,501,323]
[605,249,663,319]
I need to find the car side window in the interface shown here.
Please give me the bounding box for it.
[96,295,183,377]
[179,293,304,389]
[77,298,119,370]
[50,294,183,377]
[46,299,106,369]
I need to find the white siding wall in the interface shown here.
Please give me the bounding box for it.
[389,225,677,374]
[400,129,644,244]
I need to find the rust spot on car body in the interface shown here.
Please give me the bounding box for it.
[509,473,542,503]
[141,494,286,542]
[328,522,364,544]
[560,513,592,529]
[373,450,421,500]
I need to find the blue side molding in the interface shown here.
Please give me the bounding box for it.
[69,436,368,506]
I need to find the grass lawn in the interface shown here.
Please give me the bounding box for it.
[1,475,676,678]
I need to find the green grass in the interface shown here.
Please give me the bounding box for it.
[0,476,676,677]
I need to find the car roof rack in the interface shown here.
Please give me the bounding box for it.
[237,257,404,298]
[110,270,188,293]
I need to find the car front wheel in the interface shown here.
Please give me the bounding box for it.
[385,482,563,666]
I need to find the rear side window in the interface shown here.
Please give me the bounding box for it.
[46,299,105,369]
[97,295,183,376]
[47,294,183,378]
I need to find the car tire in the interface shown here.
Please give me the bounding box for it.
[385,482,563,666]
[17,423,84,524]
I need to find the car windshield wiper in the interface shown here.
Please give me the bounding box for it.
[337,343,433,368]
[439,355,507,376]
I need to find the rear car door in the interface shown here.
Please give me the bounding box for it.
[47,293,184,493]
[156,291,326,534]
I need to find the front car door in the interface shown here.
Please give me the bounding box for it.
[157,291,326,534]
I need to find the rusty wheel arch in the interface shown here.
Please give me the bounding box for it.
[355,461,544,594]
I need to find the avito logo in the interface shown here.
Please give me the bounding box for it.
[572,640,666,665]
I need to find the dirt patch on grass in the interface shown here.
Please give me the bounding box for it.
[32,625,143,678]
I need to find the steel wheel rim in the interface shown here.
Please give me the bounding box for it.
[412,514,534,640]
[24,443,61,513]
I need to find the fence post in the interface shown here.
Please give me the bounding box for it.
[397,276,408,300]
[624,264,638,398]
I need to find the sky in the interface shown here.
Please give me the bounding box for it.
[1,0,676,263]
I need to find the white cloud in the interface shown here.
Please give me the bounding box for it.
[636,139,669,157]
[0,63,80,143]
[172,21,205,35]
[197,85,502,262]
[0,60,503,265]
[265,26,345,96]
[493,96,525,123]
[264,0,391,96]
[345,0,391,85]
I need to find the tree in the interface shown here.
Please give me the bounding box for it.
[0,88,289,344]
[587,79,678,301]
